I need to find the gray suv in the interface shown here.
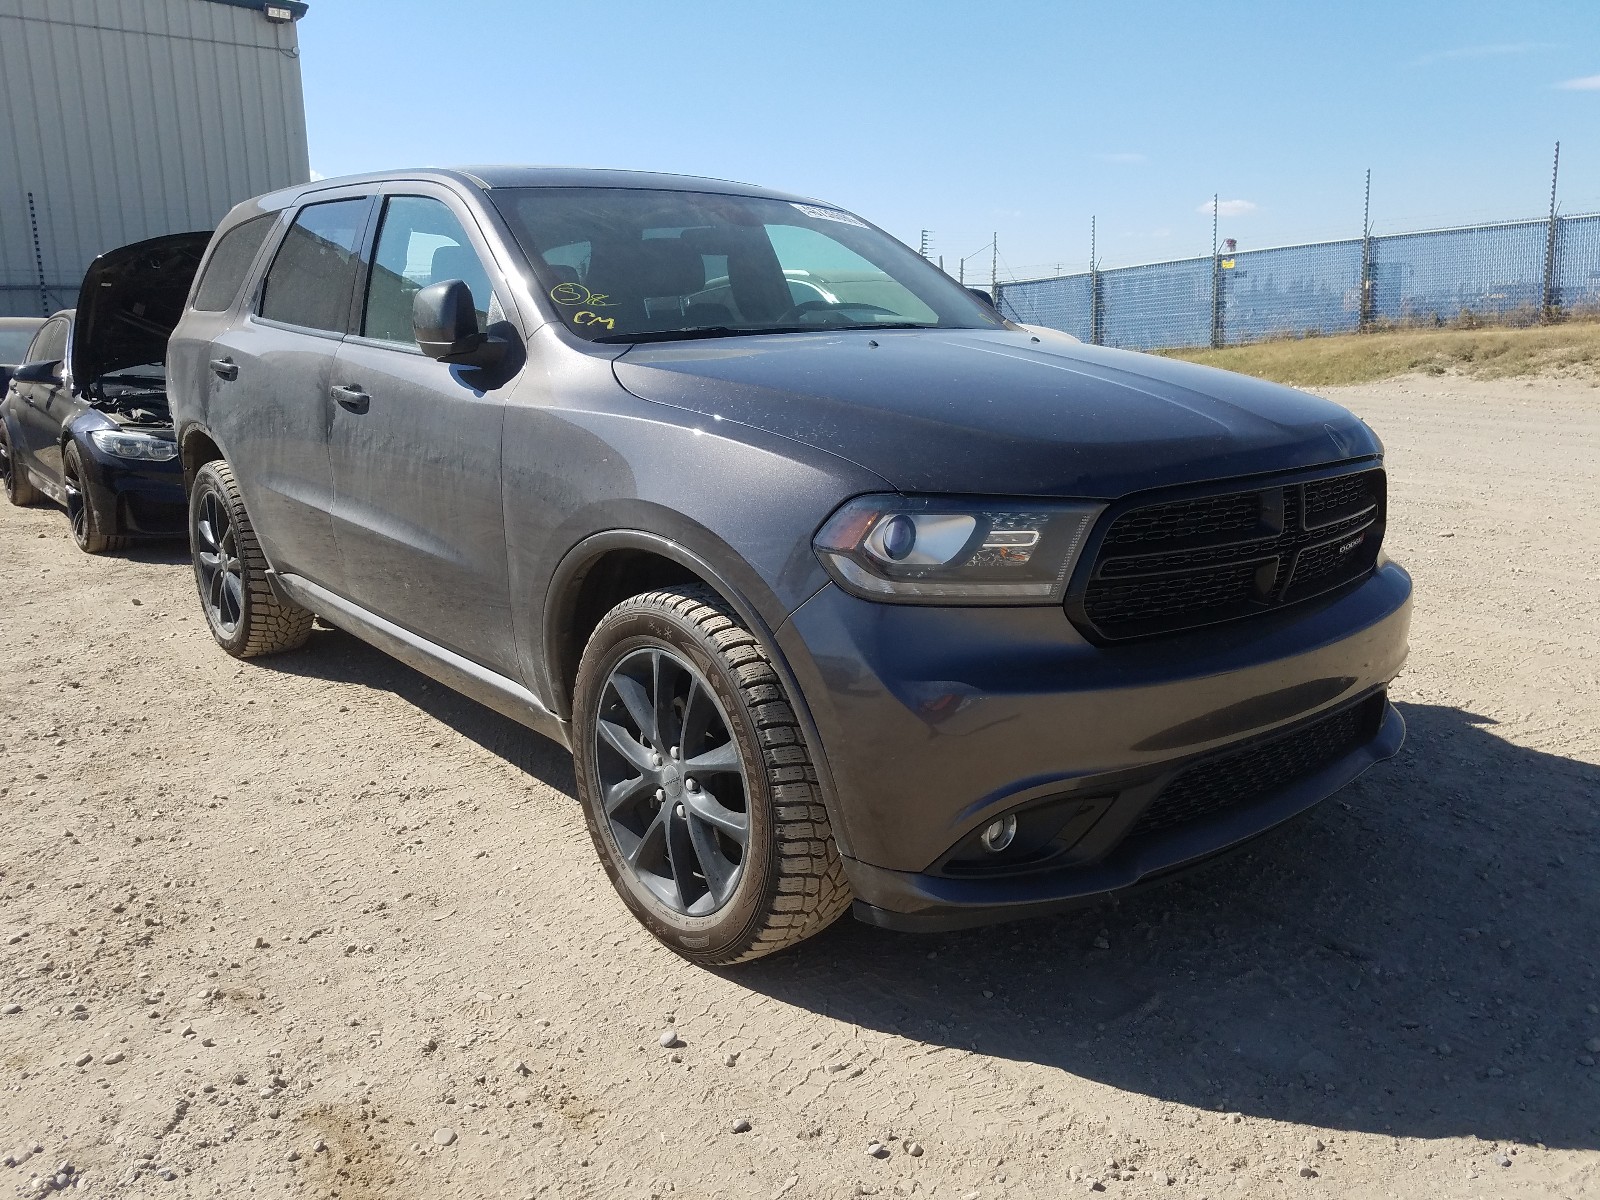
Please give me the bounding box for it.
[166,167,1412,964]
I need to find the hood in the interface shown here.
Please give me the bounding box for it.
[612,328,1381,498]
[72,232,210,389]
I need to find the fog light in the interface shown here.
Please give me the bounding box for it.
[979,815,1018,853]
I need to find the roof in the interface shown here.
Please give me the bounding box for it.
[198,0,309,19]
[256,166,818,209]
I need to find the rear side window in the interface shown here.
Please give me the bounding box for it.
[29,318,68,364]
[191,214,276,312]
[258,198,370,333]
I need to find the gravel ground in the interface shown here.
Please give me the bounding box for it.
[2,375,1597,1200]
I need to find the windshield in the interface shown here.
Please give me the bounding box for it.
[488,187,1005,343]
[0,330,37,362]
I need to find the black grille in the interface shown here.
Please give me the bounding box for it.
[1128,695,1384,840]
[1076,467,1384,640]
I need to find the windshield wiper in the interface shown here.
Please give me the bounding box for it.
[593,325,814,345]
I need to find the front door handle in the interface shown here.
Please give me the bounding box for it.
[209,357,238,381]
[331,384,370,414]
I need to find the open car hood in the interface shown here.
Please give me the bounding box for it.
[72,232,210,389]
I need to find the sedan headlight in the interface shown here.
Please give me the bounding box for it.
[88,429,178,462]
[814,495,1104,604]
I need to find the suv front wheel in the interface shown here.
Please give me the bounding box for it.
[189,459,314,658]
[573,586,851,965]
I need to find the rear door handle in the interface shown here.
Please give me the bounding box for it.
[331,384,370,414]
[210,357,238,381]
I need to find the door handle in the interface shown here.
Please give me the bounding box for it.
[210,357,238,381]
[331,384,370,414]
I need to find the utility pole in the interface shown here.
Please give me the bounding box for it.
[1542,141,1561,322]
[990,231,998,303]
[1089,215,1102,345]
[1209,193,1222,349]
[1359,168,1374,332]
[918,229,934,259]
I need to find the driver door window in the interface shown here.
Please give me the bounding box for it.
[362,196,494,347]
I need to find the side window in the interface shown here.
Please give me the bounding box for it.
[362,196,494,347]
[191,214,276,312]
[258,198,370,333]
[29,318,68,364]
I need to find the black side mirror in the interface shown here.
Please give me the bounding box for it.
[12,359,63,385]
[967,287,998,310]
[414,280,504,368]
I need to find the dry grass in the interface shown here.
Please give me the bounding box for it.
[1160,320,1600,387]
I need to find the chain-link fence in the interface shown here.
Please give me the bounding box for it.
[997,212,1600,350]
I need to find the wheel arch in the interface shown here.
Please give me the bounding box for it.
[178,424,225,493]
[542,530,851,856]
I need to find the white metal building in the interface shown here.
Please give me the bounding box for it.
[0,0,310,316]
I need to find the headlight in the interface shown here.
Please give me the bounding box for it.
[814,495,1104,604]
[87,429,178,462]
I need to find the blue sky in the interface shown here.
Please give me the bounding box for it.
[300,1,1600,279]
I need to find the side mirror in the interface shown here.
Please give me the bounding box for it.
[414,280,504,368]
[12,359,63,385]
[967,287,998,310]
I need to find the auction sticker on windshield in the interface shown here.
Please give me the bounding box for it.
[791,203,868,228]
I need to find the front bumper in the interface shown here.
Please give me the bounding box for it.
[777,561,1412,926]
[81,445,186,537]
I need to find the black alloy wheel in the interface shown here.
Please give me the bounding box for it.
[63,441,125,554]
[194,484,245,638]
[187,459,314,658]
[573,586,852,965]
[0,424,39,505]
[594,646,751,916]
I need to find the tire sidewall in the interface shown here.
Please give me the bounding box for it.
[573,603,778,959]
[63,441,94,550]
[189,462,253,656]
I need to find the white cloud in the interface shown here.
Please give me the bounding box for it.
[1150,227,1173,238]
[1198,198,1257,218]
[1556,74,1600,90]
[309,168,326,181]
[1096,152,1147,165]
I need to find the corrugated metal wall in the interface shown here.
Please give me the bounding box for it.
[0,0,309,316]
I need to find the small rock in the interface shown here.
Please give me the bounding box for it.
[1437,1043,1452,1057]
[1299,1165,1318,1178]
[512,1060,532,1076]
[724,1053,738,1067]
[253,937,269,949]
[313,1139,326,1152]
[1497,1154,1512,1168]
[422,1037,438,1053]
[866,1142,889,1159]
[1310,1138,1325,1153]
[1,1003,20,1016]
[730,1118,752,1134]
[285,1150,300,1163]
[232,1073,246,1085]
[658,1029,681,1049]
[432,1127,456,1147]
[1092,936,1110,950]
[73,1053,91,1067]
[1486,1066,1505,1078]
[1088,1180,1106,1193]
[669,1052,682,1063]
[1578,1055,1596,1068]
[1586,1037,1600,1054]
[906,1141,924,1157]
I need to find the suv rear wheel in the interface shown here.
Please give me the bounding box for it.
[189,459,313,658]
[572,586,851,965]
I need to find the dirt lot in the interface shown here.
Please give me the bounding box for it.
[2,376,1598,1200]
